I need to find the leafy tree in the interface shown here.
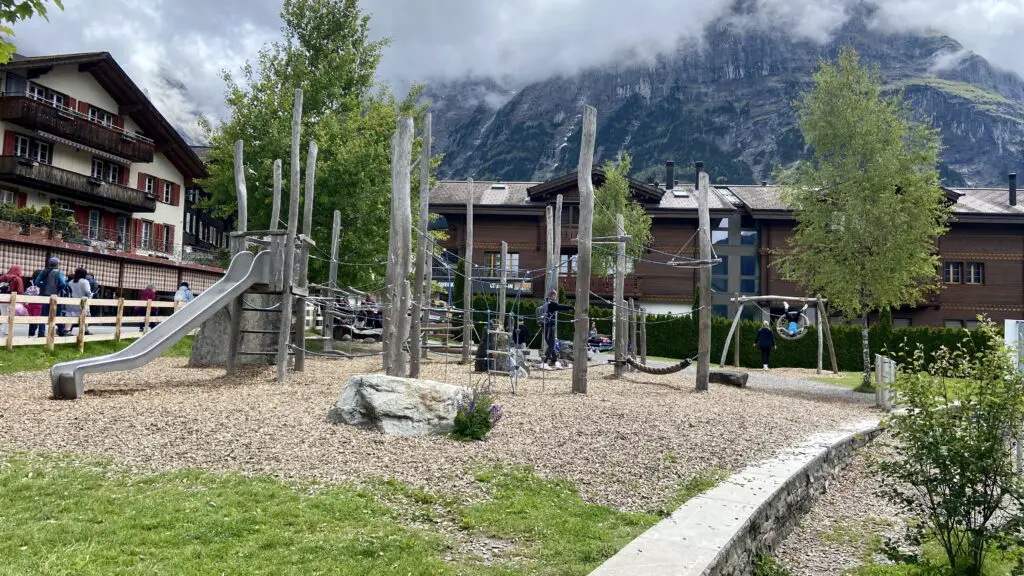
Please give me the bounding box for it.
[777,47,949,388]
[592,155,652,277]
[0,0,61,63]
[876,319,1024,576]
[199,0,430,289]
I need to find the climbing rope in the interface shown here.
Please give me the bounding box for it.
[615,357,693,375]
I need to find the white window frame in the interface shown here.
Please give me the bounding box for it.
[184,211,191,234]
[88,210,100,240]
[30,140,49,164]
[163,225,172,253]
[966,262,984,285]
[28,83,45,100]
[162,181,173,204]
[141,221,152,249]
[14,135,30,158]
[116,216,127,245]
[106,163,120,184]
[144,176,155,196]
[91,158,104,178]
[0,189,14,205]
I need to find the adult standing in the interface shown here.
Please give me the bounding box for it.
[65,267,92,336]
[33,257,67,338]
[540,289,574,370]
[173,281,194,304]
[138,283,157,331]
[754,320,776,371]
[0,264,24,338]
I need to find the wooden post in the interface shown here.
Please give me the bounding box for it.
[545,205,555,296]
[384,116,414,376]
[816,300,824,375]
[293,141,318,374]
[613,213,626,378]
[498,240,508,332]
[46,295,57,350]
[553,194,564,286]
[696,167,711,392]
[875,353,883,407]
[572,105,597,394]
[233,140,247,234]
[77,297,88,352]
[817,296,839,374]
[462,178,474,364]
[271,159,282,231]
[639,306,647,364]
[143,300,152,334]
[733,295,741,367]
[324,210,340,353]
[420,112,433,362]
[114,297,123,342]
[5,293,15,350]
[629,297,637,361]
[277,88,303,382]
[411,112,432,376]
[720,303,744,367]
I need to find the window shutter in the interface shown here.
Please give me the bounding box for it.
[153,223,164,251]
[102,213,117,239]
[73,207,88,229]
[121,166,130,186]
[137,173,145,190]
[77,101,89,115]
[172,183,181,206]
[133,218,142,250]
[155,179,164,201]
[67,97,77,110]
[167,225,176,252]
[113,116,124,129]
[16,192,27,208]
[3,132,15,155]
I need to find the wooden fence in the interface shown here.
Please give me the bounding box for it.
[2,293,182,352]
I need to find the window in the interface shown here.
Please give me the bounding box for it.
[0,189,13,205]
[559,253,576,276]
[712,217,729,245]
[966,262,984,285]
[27,83,45,100]
[561,205,580,226]
[163,226,172,253]
[116,216,127,244]
[107,163,120,184]
[140,221,152,249]
[87,210,100,240]
[144,176,155,196]
[88,106,114,127]
[483,251,519,276]
[26,82,66,108]
[711,256,728,293]
[604,257,635,275]
[713,304,729,318]
[944,320,965,329]
[185,212,191,234]
[943,262,962,284]
[740,255,759,294]
[162,181,173,204]
[52,200,71,213]
[13,134,49,163]
[15,135,29,157]
[966,319,980,330]
[92,159,122,183]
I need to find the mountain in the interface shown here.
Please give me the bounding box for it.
[426,7,1024,187]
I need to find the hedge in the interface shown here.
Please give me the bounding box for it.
[454,296,993,371]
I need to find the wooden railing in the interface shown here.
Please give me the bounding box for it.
[0,156,156,212]
[560,274,641,297]
[0,95,155,162]
[561,225,578,245]
[2,293,183,351]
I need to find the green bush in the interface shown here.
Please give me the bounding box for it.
[451,390,502,442]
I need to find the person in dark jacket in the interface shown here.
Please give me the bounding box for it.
[540,289,574,370]
[754,320,776,371]
[33,257,67,338]
[513,317,530,350]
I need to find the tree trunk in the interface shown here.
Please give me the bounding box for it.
[861,310,871,389]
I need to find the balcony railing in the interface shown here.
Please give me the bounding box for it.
[0,156,156,212]
[561,225,578,245]
[0,94,155,162]
[560,274,641,297]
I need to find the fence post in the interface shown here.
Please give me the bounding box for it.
[77,297,88,352]
[114,297,124,342]
[46,295,57,350]
[144,301,152,334]
[5,293,14,350]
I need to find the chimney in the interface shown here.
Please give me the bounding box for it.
[665,161,674,191]
[694,161,704,189]
[1011,173,1017,207]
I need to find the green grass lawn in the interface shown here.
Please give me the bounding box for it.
[808,371,874,391]
[0,335,195,375]
[0,453,665,575]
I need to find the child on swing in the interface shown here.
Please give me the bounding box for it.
[783,301,808,337]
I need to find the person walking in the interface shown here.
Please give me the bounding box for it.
[25,283,42,337]
[0,264,24,338]
[539,289,574,370]
[512,317,530,351]
[65,267,93,335]
[173,281,194,304]
[33,257,67,338]
[754,320,776,371]
[138,283,157,331]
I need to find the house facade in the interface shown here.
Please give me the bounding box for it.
[430,164,1024,328]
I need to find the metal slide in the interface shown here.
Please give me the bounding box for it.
[50,250,272,399]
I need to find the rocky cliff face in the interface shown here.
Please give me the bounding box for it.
[426,11,1024,187]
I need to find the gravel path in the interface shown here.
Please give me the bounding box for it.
[0,356,877,512]
[774,437,903,575]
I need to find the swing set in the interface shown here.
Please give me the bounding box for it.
[718,295,839,374]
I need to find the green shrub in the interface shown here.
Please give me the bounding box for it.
[451,390,502,442]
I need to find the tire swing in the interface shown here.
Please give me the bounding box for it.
[775,310,810,340]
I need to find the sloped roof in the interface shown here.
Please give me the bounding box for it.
[430,180,540,207]
[3,52,207,181]
[944,187,1024,216]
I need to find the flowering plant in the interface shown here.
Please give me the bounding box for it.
[451,389,502,441]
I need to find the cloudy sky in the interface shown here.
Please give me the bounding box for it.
[9,0,1024,142]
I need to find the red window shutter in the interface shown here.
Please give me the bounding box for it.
[3,132,15,155]
[77,101,89,115]
[120,165,130,186]
[133,218,142,249]
[167,225,176,251]
[113,116,124,129]
[137,172,145,190]
[172,183,181,206]
[16,192,27,208]
[73,207,88,229]
[153,223,164,251]
[155,178,164,202]
[67,97,77,111]
[102,213,117,238]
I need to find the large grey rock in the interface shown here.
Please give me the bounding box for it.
[710,370,749,388]
[189,293,282,367]
[329,374,471,437]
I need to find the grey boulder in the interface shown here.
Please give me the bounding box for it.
[329,374,472,436]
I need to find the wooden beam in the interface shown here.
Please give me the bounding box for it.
[498,240,508,332]
[324,210,341,353]
[696,168,711,392]
[639,306,647,364]
[411,112,432,375]
[462,178,474,364]
[629,298,637,362]
[614,213,626,379]
[385,117,414,376]
[233,140,247,233]
[730,295,827,304]
[277,89,303,383]
[817,296,839,375]
[271,159,282,231]
[572,106,597,395]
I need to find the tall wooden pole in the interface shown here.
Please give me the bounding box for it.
[411,112,432,376]
[461,179,474,364]
[276,89,303,382]
[613,213,626,378]
[226,140,248,376]
[498,241,508,331]
[553,194,564,281]
[572,105,597,394]
[293,140,318,373]
[639,307,647,364]
[545,205,555,297]
[629,297,637,361]
[324,210,340,353]
[270,159,282,231]
[696,167,711,392]
[734,294,741,367]
[420,115,434,361]
[233,140,247,234]
[816,302,823,375]
[385,117,414,376]
[817,296,839,374]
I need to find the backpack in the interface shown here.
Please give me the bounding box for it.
[0,276,9,295]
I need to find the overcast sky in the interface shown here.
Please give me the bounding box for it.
[9,0,1024,142]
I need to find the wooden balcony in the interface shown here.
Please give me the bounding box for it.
[0,95,154,162]
[560,274,641,298]
[560,225,578,245]
[0,156,156,212]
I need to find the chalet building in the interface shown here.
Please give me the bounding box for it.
[184,145,231,259]
[430,164,1024,328]
[0,52,223,295]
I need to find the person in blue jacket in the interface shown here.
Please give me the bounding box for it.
[540,289,574,370]
[754,320,776,371]
[33,256,68,337]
